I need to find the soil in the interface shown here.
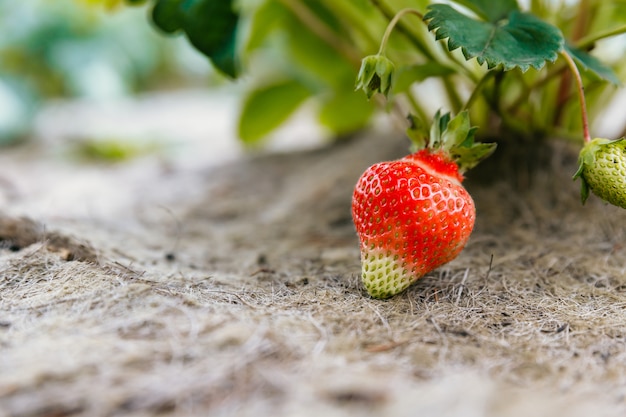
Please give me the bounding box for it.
[2,95,626,416]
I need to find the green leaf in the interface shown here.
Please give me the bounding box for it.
[238,79,312,144]
[243,0,288,53]
[425,4,564,71]
[151,0,184,34]
[450,0,519,22]
[565,43,620,85]
[282,9,355,89]
[318,89,375,135]
[579,177,590,205]
[450,142,498,172]
[151,0,239,78]
[441,110,471,150]
[428,109,450,148]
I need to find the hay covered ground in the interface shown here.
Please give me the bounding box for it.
[2,94,626,416]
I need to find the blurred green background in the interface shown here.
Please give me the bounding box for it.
[0,0,220,146]
[3,0,626,152]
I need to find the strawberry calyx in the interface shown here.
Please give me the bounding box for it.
[573,137,626,206]
[407,110,497,174]
[573,137,612,204]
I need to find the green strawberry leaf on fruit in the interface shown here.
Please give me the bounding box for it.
[565,43,620,85]
[424,4,564,71]
[408,111,496,173]
[440,110,471,150]
[151,0,239,78]
[435,111,496,172]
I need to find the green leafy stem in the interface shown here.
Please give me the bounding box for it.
[127,0,626,144]
[377,8,424,56]
[356,0,623,144]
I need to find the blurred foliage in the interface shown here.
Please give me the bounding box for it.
[0,0,212,144]
[127,0,626,144]
[150,0,239,78]
[73,136,163,162]
[3,0,626,147]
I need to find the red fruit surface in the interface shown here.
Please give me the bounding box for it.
[351,149,475,298]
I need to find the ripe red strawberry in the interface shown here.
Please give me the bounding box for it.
[352,111,495,298]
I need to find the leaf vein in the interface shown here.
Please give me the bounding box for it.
[479,26,498,62]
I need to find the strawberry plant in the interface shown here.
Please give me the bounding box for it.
[113,0,625,141]
[108,0,626,296]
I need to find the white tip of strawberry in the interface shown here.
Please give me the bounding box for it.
[361,251,416,299]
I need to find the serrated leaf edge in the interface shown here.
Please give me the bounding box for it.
[424,7,564,72]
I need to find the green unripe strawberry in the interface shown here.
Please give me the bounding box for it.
[573,138,626,209]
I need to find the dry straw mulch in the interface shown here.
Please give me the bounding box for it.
[1,132,626,416]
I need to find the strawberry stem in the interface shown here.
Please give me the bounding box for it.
[576,24,626,50]
[506,64,567,115]
[404,90,429,124]
[561,50,591,144]
[371,0,433,59]
[277,0,361,66]
[462,70,496,111]
[377,8,424,56]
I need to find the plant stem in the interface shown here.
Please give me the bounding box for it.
[372,0,479,86]
[373,1,478,111]
[441,77,463,113]
[377,8,424,55]
[371,0,434,59]
[506,63,567,114]
[318,0,381,52]
[462,70,496,111]
[553,0,591,128]
[561,50,591,143]
[404,90,429,124]
[572,0,591,42]
[278,0,362,66]
[576,24,626,50]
